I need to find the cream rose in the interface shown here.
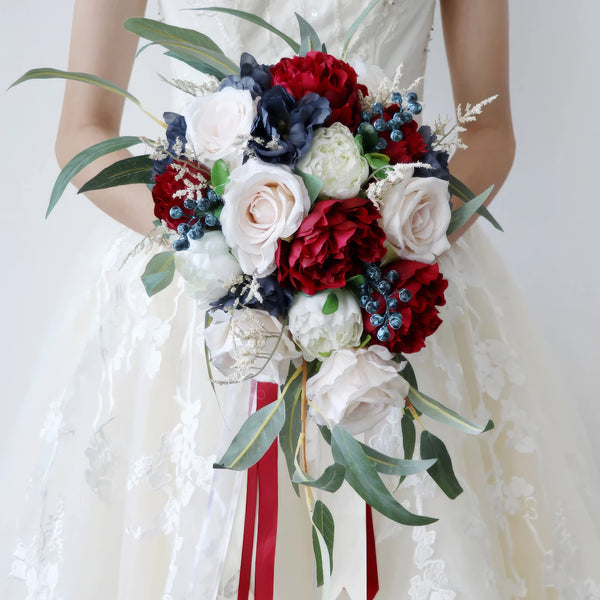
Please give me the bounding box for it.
[296,122,369,199]
[306,346,409,435]
[380,174,451,264]
[204,308,301,384]
[174,231,242,309]
[182,87,255,166]
[288,290,363,361]
[220,160,311,277]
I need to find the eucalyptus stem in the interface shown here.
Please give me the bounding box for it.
[301,359,309,475]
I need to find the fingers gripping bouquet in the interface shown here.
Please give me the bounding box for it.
[14,4,501,593]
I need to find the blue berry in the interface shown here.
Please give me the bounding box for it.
[386,270,399,284]
[377,280,392,295]
[392,111,404,124]
[406,92,418,103]
[401,111,413,124]
[177,223,190,235]
[207,189,219,203]
[388,313,403,330]
[398,288,412,303]
[377,326,391,342]
[374,118,388,132]
[188,226,204,240]
[387,298,399,310]
[390,129,404,143]
[370,314,385,327]
[372,102,384,115]
[407,102,422,115]
[183,198,196,210]
[198,198,211,211]
[173,236,190,251]
[360,110,372,122]
[359,294,371,308]
[365,300,380,314]
[375,138,387,150]
[169,206,184,220]
[204,214,218,227]
[366,265,381,282]
[391,91,402,104]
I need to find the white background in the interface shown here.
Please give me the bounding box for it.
[1,1,599,459]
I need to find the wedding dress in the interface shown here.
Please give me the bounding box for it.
[5,1,600,599]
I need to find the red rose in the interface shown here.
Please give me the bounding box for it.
[152,161,210,230]
[276,197,386,295]
[270,51,368,129]
[363,260,448,354]
[374,106,427,164]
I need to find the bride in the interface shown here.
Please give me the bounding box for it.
[4,0,600,598]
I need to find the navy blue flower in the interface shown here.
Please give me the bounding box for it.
[211,275,294,318]
[220,52,272,99]
[248,86,331,167]
[413,125,450,181]
[152,112,188,177]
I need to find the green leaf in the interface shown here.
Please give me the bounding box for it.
[401,411,416,461]
[322,292,339,315]
[210,159,230,196]
[191,7,300,54]
[342,0,385,58]
[420,430,463,499]
[79,155,154,193]
[447,185,494,235]
[354,134,364,154]
[346,274,366,288]
[163,52,229,80]
[296,12,322,56]
[449,175,503,232]
[44,136,142,216]
[357,444,435,476]
[293,463,346,492]
[331,426,436,526]
[214,395,285,470]
[279,365,304,495]
[141,251,175,297]
[357,123,379,152]
[398,356,418,390]
[407,386,493,435]
[295,168,322,203]
[312,500,334,587]
[365,152,390,171]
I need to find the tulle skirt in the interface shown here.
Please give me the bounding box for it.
[4,224,600,600]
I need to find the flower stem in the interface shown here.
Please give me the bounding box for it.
[301,359,309,475]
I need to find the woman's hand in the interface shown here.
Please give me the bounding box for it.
[440,0,516,243]
[55,0,154,235]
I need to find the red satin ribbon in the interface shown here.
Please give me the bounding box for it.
[366,504,380,600]
[238,381,279,600]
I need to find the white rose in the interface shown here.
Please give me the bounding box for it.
[174,231,242,309]
[306,346,409,435]
[348,56,389,98]
[296,122,369,199]
[204,308,301,384]
[220,159,311,277]
[288,290,363,361]
[182,87,255,166]
[380,173,451,264]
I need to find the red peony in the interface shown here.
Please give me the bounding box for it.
[152,160,210,230]
[276,197,386,295]
[270,51,368,130]
[375,106,427,165]
[363,260,448,354]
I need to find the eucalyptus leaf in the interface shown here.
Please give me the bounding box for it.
[449,175,503,231]
[141,251,175,297]
[293,463,346,492]
[210,159,230,196]
[322,292,339,315]
[44,136,142,216]
[407,386,493,435]
[420,430,463,499]
[79,155,154,193]
[296,12,322,55]
[279,365,303,495]
[401,411,416,461]
[192,7,300,54]
[397,356,418,389]
[342,0,385,58]
[312,500,334,587]
[163,52,229,80]
[214,395,285,470]
[447,185,494,235]
[357,444,435,476]
[295,168,322,203]
[331,426,436,525]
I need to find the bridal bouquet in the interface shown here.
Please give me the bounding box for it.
[13,4,500,593]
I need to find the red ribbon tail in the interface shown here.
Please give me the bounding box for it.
[366,503,380,600]
[238,464,257,600]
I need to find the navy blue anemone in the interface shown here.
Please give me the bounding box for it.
[220,52,272,99]
[413,125,450,181]
[152,112,187,177]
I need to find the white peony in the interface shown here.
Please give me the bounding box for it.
[296,122,369,199]
[288,290,363,361]
[306,345,409,435]
[174,231,242,309]
[182,87,255,166]
[220,159,311,277]
[380,172,451,264]
[204,308,301,385]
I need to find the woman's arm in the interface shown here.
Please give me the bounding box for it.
[55,0,154,235]
[440,0,515,243]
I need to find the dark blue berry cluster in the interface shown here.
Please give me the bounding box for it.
[357,91,423,151]
[358,264,412,343]
[169,188,223,251]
